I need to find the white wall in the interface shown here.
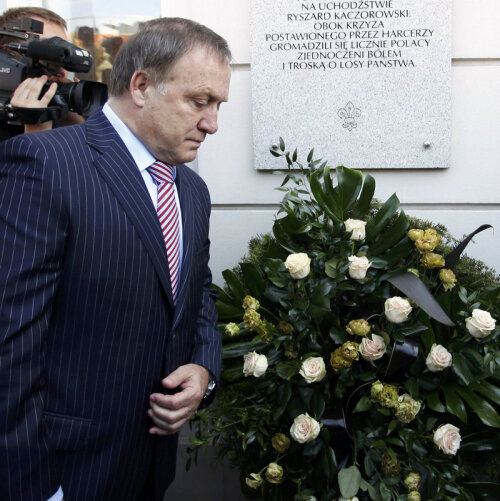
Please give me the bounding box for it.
[163,0,500,285]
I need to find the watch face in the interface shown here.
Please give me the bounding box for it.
[204,379,216,399]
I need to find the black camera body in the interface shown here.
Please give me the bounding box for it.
[0,17,107,124]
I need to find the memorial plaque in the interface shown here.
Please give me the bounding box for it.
[250,0,452,170]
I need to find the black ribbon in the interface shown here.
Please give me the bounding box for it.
[385,337,419,378]
[387,272,455,326]
[445,224,493,268]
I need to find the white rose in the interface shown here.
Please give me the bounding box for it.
[426,344,452,372]
[348,256,372,280]
[466,309,496,339]
[433,423,461,455]
[359,334,387,361]
[243,351,268,377]
[299,357,326,383]
[344,218,367,240]
[285,253,311,279]
[384,296,412,323]
[290,413,320,443]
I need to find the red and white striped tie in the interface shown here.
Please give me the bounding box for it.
[148,161,181,302]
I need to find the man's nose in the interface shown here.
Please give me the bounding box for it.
[199,108,219,135]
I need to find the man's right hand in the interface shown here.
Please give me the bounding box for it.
[9,75,58,133]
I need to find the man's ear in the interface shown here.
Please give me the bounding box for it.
[129,71,151,107]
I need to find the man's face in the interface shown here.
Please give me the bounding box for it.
[138,46,231,166]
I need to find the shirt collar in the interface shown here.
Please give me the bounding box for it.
[102,102,156,175]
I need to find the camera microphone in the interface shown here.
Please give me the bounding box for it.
[6,36,92,73]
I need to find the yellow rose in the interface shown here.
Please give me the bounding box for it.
[330,342,359,371]
[378,384,399,409]
[271,433,290,453]
[265,462,283,484]
[224,322,240,337]
[245,473,263,489]
[395,394,421,423]
[370,380,384,401]
[404,472,422,492]
[424,228,441,244]
[414,237,437,254]
[407,229,424,241]
[242,295,260,311]
[381,452,401,477]
[439,268,457,291]
[420,252,445,269]
[346,318,371,336]
[243,309,261,330]
[278,321,294,334]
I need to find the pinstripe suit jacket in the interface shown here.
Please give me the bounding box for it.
[0,111,221,501]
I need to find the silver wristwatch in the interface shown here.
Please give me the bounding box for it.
[203,378,216,400]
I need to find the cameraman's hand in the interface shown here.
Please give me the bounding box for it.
[10,75,58,133]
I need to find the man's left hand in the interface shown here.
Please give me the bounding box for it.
[148,364,210,435]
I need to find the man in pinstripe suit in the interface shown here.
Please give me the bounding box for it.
[0,18,231,501]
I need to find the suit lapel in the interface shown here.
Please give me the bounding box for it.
[172,166,195,329]
[86,111,175,307]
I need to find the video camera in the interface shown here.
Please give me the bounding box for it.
[0,17,107,124]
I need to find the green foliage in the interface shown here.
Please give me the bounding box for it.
[189,141,500,501]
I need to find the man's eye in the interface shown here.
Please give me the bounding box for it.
[193,100,208,108]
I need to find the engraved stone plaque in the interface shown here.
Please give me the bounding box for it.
[250,0,452,169]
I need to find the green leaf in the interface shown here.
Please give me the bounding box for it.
[353,396,372,413]
[461,431,500,452]
[470,380,500,406]
[309,170,343,224]
[425,391,446,413]
[365,193,400,242]
[223,340,266,359]
[240,262,266,300]
[368,210,409,256]
[310,390,326,418]
[276,361,300,380]
[442,386,467,423]
[222,269,246,305]
[383,239,414,267]
[336,165,363,212]
[279,136,285,151]
[216,300,243,320]
[338,465,361,498]
[324,257,339,278]
[264,258,289,288]
[273,219,301,254]
[352,173,376,218]
[452,353,475,386]
[323,166,343,222]
[302,439,323,457]
[463,482,500,498]
[453,385,500,428]
[309,280,332,318]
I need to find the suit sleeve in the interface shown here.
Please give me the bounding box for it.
[0,135,67,500]
[188,186,221,383]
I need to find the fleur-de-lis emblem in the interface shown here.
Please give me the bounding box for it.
[338,101,361,131]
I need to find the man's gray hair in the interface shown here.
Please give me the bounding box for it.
[109,17,232,97]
